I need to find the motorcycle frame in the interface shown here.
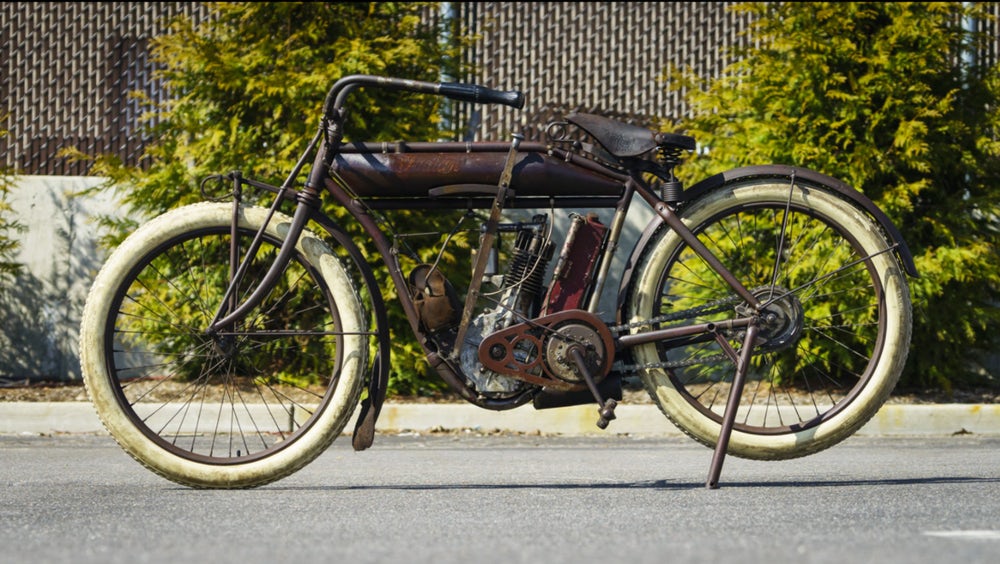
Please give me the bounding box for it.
[201,75,916,487]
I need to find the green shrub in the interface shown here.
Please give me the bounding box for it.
[0,115,23,283]
[666,2,1000,392]
[72,2,473,397]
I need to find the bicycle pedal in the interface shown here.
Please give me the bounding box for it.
[596,399,618,429]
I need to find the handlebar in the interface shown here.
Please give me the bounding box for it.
[438,82,524,108]
[323,74,524,121]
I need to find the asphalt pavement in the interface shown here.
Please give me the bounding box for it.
[4,433,1000,564]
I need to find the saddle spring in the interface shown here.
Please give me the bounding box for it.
[656,144,686,203]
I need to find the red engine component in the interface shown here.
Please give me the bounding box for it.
[541,213,607,315]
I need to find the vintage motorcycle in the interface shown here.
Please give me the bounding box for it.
[79,75,915,488]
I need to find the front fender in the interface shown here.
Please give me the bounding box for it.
[615,164,918,324]
[308,213,390,451]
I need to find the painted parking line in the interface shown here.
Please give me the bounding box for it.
[923,530,1000,540]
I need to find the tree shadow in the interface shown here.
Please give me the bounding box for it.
[0,271,53,380]
[0,182,107,382]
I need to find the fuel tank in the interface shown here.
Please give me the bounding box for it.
[330,141,626,198]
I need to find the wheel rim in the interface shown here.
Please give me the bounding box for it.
[102,226,346,464]
[652,200,887,435]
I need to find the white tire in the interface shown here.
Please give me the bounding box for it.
[627,179,911,459]
[80,202,366,487]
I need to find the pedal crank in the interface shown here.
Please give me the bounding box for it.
[568,345,617,429]
[479,309,614,389]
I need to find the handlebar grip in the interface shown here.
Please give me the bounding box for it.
[438,82,525,109]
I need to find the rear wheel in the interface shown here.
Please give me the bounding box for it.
[626,178,911,459]
[79,203,367,487]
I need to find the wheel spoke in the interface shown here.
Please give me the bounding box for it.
[108,225,344,462]
[629,180,909,459]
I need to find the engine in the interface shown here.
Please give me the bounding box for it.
[460,214,552,397]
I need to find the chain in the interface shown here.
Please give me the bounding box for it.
[610,295,742,334]
[612,295,744,373]
[615,353,734,373]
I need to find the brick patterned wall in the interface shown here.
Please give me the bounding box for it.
[461,2,755,140]
[1,2,210,176]
[3,2,998,175]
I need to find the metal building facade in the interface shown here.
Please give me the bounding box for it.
[2,2,999,176]
[1,2,212,176]
[1,2,755,176]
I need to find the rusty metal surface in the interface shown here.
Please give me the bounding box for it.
[331,148,625,197]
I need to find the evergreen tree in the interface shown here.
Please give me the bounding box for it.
[75,2,472,396]
[668,2,1000,392]
[0,113,23,283]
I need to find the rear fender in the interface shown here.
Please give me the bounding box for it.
[615,164,918,325]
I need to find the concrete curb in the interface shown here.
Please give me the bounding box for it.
[2,402,999,437]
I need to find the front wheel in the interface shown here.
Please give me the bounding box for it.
[626,177,911,460]
[79,203,368,488]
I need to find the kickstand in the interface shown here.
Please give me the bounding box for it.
[706,324,759,489]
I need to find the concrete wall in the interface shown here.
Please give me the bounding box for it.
[1,176,118,382]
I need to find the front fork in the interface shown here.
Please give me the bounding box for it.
[207,188,316,334]
[205,123,327,335]
[202,169,392,451]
